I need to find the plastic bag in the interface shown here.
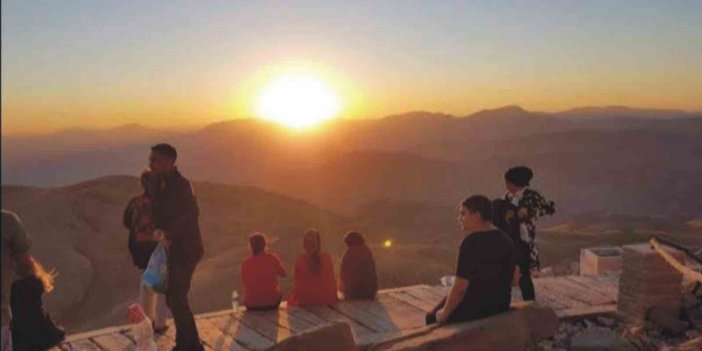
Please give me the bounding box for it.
[142,243,168,293]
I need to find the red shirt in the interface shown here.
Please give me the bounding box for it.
[288,253,338,306]
[240,252,286,308]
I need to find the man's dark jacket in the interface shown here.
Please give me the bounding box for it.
[155,168,204,264]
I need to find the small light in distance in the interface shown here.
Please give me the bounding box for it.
[383,240,393,248]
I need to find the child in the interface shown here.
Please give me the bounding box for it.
[503,166,555,301]
[10,255,65,351]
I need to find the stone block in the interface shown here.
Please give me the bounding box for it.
[365,305,558,351]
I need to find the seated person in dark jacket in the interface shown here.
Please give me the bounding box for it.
[340,231,378,300]
[10,255,65,351]
[427,195,517,325]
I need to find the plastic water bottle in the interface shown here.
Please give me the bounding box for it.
[231,290,239,312]
[129,303,157,351]
[440,275,456,287]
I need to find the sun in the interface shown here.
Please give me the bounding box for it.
[255,74,341,129]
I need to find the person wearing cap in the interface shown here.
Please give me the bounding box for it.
[503,166,555,301]
[339,231,378,300]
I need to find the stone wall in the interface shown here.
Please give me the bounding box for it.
[617,243,684,323]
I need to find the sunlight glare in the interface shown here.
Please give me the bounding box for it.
[256,75,341,129]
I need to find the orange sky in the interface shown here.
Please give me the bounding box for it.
[2,1,701,135]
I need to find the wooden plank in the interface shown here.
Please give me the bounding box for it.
[123,326,176,351]
[254,309,316,334]
[374,295,427,330]
[386,291,435,313]
[92,333,133,351]
[534,289,568,310]
[417,285,449,300]
[573,276,619,299]
[302,305,375,336]
[198,318,249,351]
[282,305,329,326]
[329,301,395,332]
[535,279,590,308]
[234,311,292,342]
[556,277,614,305]
[342,300,404,331]
[403,286,445,306]
[208,314,276,350]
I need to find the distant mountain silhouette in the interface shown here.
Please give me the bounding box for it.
[3,105,701,217]
[556,106,693,119]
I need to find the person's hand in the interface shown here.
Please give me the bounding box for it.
[517,207,528,219]
[436,309,448,324]
[153,229,170,248]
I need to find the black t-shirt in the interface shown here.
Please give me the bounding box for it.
[451,229,516,323]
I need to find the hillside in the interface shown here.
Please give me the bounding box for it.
[3,176,701,333]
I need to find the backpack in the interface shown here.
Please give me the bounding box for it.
[131,195,157,242]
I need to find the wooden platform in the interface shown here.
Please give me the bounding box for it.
[56,275,619,351]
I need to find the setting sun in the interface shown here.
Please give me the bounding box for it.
[255,75,341,129]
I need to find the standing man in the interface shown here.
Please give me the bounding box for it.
[2,210,32,351]
[426,195,516,325]
[149,144,204,351]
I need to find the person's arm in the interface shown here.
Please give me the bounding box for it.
[436,277,469,323]
[437,237,476,323]
[276,255,287,278]
[123,198,136,229]
[158,180,199,242]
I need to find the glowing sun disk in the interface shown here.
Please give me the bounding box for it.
[256,75,341,128]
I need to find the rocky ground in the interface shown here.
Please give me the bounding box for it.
[537,285,702,351]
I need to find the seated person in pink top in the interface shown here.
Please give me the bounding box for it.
[240,233,287,310]
[288,229,338,306]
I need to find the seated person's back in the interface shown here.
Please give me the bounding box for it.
[288,229,338,306]
[340,231,378,300]
[453,229,515,322]
[241,233,286,309]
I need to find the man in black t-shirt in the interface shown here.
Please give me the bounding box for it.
[427,195,518,325]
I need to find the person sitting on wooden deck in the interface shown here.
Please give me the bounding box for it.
[340,231,378,300]
[288,229,338,306]
[10,255,65,351]
[241,233,287,310]
[426,195,517,325]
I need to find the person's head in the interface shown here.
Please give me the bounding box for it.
[15,255,56,293]
[149,143,177,175]
[504,166,533,193]
[139,169,160,197]
[458,195,493,232]
[303,228,322,274]
[344,231,365,247]
[249,232,267,255]
[304,229,321,255]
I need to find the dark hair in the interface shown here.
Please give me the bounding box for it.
[504,166,533,187]
[249,233,267,255]
[461,195,493,221]
[344,231,364,247]
[151,143,178,160]
[304,229,322,275]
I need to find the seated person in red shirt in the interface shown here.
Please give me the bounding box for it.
[240,233,287,310]
[340,231,378,300]
[288,229,338,306]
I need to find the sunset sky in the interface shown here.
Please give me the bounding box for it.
[2,0,701,135]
